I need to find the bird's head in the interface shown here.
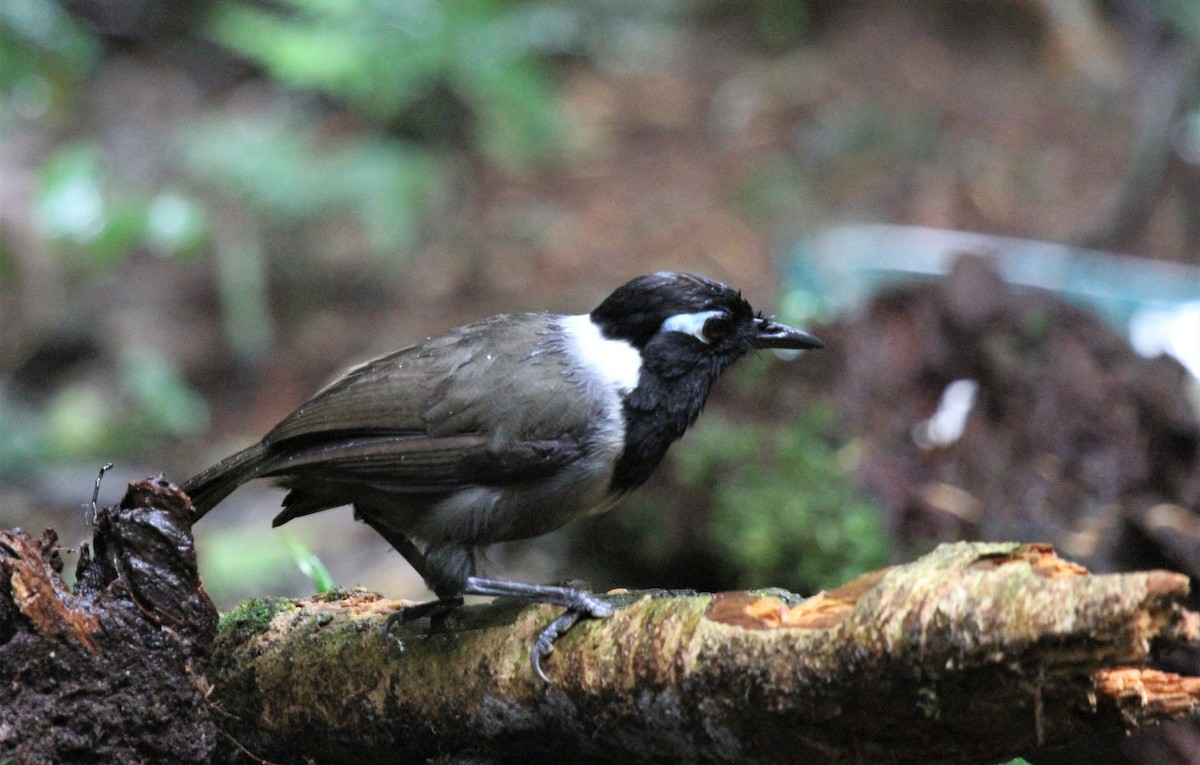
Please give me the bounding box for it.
[590,272,823,377]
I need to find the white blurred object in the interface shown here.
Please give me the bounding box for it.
[912,379,980,450]
[1130,302,1200,381]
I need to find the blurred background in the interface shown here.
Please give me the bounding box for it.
[2,0,1200,759]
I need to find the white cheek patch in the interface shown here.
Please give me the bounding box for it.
[661,310,725,344]
[561,314,642,394]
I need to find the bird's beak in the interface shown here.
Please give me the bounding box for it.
[752,317,825,350]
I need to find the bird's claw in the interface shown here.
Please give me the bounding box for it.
[383,610,408,650]
[380,581,615,681]
[382,596,464,648]
[530,591,615,682]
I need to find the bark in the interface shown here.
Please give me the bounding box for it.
[0,477,219,764]
[210,542,1200,765]
[3,477,1199,764]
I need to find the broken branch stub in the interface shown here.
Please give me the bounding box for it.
[0,476,220,764]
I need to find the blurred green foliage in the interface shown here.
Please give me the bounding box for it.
[672,404,887,593]
[181,0,597,349]
[803,99,940,177]
[36,143,210,268]
[187,0,582,272]
[0,136,212,475]
[750,0,812,49]
[0,0,98,125]
[119,352,210,438]
[180,113,439,257]
[199,524,306,603]
[0,350,208,479]
[1153,0,1200,41]
[208,0,569,171]
[697,0,814,50]
[0,393,45,479]
[586,390,887,594]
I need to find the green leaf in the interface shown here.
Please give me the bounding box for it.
[281,533,336,594]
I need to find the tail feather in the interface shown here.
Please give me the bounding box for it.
[183,442,269,521]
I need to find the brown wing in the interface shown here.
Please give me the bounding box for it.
[255,313,598,491]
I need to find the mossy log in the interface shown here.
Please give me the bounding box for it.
[210,543,1200,764]
[3,477,1198,764]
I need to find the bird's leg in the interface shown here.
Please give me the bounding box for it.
[364,514,613,677]
[361,519,466,636]
[463,577,613,612]
[463,577,615,681]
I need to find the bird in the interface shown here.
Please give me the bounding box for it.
[183,272,824,678]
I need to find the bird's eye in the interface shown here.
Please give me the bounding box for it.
[703,315,732,343]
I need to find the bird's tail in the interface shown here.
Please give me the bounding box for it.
[182,441,269,522]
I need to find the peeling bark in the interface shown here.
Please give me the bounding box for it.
[208,541,1200,765]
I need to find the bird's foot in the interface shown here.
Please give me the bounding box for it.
[528,597,618,682]
[382,595,464,648]
[463,577,615,681]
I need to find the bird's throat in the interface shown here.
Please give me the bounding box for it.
[609,367,719,493]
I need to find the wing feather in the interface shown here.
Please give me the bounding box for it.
[255,313,599,492]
